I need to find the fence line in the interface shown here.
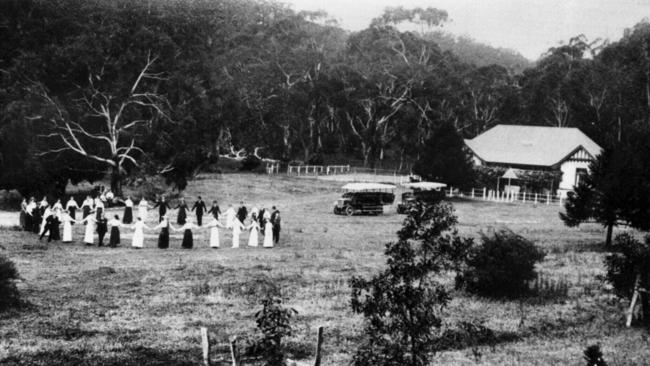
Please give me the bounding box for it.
[446,187,566,206]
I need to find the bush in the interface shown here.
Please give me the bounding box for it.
[245,296,297,366]
[350,202,473,366]
[583,344,607,366]
[0,255,21,311]
[456,229,545,299]
[604,233,650,326]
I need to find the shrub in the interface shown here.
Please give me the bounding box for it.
[583,344,607,366]
[0,255,21,311]
[245,296,298,366]
[350,202,473,366]
[456,229,545,299]
[604,233,650,326]
[240,155,262,171]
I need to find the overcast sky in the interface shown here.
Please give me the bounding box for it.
[282,0,650,60]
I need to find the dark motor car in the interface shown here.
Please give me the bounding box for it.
[396,182,447,214]
[333,183,396,216]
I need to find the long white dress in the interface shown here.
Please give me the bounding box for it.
[62,214,74,242]
[132,220,145,248]
[232,218,245,248]
[248,221,260,247]
[83,216,96,244]
[225,207,236,229]
[263,221,274,248]
[207,218,222,248]
[138,200,148,221]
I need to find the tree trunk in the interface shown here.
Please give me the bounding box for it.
[110,164,123,197]
[605,224,614,248]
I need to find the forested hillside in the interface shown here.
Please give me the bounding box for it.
[1,0,649,195]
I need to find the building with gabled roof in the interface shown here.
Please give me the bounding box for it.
[464,125,603,195]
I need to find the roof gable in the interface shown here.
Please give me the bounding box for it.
[465,125,602,167]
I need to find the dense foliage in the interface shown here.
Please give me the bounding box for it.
[604,233,650,326]
[349,202,472,366]
[561,123,650,246]
[249,296,298,366]
[456,229,545,299]
[0,255,21,312]
[2,1,650,196]
[412,122,475,189]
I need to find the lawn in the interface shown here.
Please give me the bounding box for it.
[0,173,648,365]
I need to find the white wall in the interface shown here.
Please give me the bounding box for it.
[558,160,591,196]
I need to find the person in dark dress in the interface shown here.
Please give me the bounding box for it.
[174,220,199,249]
[108,215,121,247]
[153,196,170,223]
[236,201,248,224]
[96,214,108,247]
[66,197,79,224]
[175,198,188,225]
[32,206,42,234]
[191,196,207,226]
[50,215,61,241]
[258,207,266,235]
[207,200,221,220]
[81,196,93,219]
[155,215,171,249]
[271,206,281,244]
[122,196,134,224]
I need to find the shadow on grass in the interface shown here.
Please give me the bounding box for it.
[433,322,520,352]
[0,346,199,366]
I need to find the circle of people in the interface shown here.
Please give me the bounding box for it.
[18,194,282,250]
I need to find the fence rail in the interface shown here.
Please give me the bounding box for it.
[446,187,566,206]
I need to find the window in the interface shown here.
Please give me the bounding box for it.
[575,168,588,186]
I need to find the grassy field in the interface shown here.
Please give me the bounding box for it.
[0,173,648,365]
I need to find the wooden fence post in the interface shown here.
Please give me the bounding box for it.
[314,326,324,366]
[201,327,210,366]
[483,187,486,200]
[471,188,475,199]
[534,193,538,204]
[626,274,642,327]
[230,336,239,366]
[546,193,550,205]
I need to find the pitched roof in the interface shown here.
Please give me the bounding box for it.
[465,125,602,167]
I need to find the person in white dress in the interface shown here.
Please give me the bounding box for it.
[80,214,97,245]
[247,219,260,247]
[263,219,274,248]
[131,217,149,249]
[61,212,76,243]
[52,199,64,216]
[205,217,224,248]
[224,204,236,229]
[138,198,149,222]
[231,217,246,248]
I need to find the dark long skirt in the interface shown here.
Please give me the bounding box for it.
[24,214,32,232]
[82,206,91,219]
[177,208,187,225]
[19,211,26,230]
[50,220,61,241]
[32,213,41,233]
[181,229,193,249]
[158,227,169,249]
[68,207,76,224]
[109,226,120,247]
[96,207,104,221]
[123,207,133,224]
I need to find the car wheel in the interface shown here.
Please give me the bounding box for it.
[345,206,354,216]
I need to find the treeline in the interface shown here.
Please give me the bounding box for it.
[1,0,649,195]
